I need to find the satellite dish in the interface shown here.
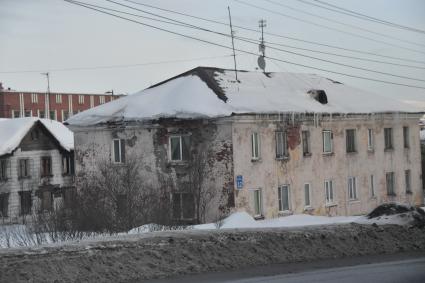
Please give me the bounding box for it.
[257,56,266,72]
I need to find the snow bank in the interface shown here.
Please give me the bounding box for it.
[0,117,73,156]
[66,67,421,126]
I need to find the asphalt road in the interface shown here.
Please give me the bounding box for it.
[144,252,425,283]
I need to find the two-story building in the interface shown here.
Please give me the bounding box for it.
[0,118,74,222]
[66,67,423,223]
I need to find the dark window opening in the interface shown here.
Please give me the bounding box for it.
[302,130,311,156]
[386,172,395,196]
[41,156,52,177]
[170,135,190,161]
[0,193,9,217]
[62,154,75,175]
[384,128,393,150]
[308,89,328,104]
[0,159,7,181]
[346,129,356,153]
[113,139,126,163]
[18,159,30,178]
[19,191,32,215]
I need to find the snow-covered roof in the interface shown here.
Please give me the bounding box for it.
[0,118,74,156]
[66,67,423,126]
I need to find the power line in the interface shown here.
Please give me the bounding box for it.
[0,55,235,74]
[116,0,425,65]
[234,0,425,55]
[90,0,425,82]
[263,0,425,48]
[63,0,425,90]
[307,0,425,34]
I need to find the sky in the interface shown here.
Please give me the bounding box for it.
[0,0,424,107]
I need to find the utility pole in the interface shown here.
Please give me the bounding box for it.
[258,19,267,73]
[228,6,238,81]
[41,72,50,119]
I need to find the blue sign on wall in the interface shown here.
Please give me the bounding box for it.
[236,175,243,189]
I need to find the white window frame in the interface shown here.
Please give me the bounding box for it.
[304,183,311,208]
[278,185,291,212]
[78,95,84,104]
[251,132,260,160]
[348,177,358,200]
[405,170,411,193]
[275,131,288,159]
[252,188,263,217]
[403,126,409,149]
[302,130,311,156]
[322,130,333,154]
[99,96,106,104]
[384,128,393,150]
[367,129,374,151]
[386,172,395,196]
[325,179,334,204]
[370,175,375,198]
[31,93,38,104]
[56,94,62,104]
[112,139,125,163]
[169,136,183,161]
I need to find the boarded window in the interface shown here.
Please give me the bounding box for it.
[19,191,32,215]
[348,177,357,200]
[384,128,393,150]
[304,183,311,207]
[18,159,30,178]
[403,127,409,149]
[172,193,194,220]
[386,172,395,195]
[322,130,333,153]
[346,129,356,153]
[405,170,411,193]
[278,185,290,211]
[302,130,311,156]
[325,180,334,204]
[251,132,260,159]
[275,131,288,159]
[41,156,52,177]
[170,136,190,161]
[0,193,9,217]
[113,139,126,163]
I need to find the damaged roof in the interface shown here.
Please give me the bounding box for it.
[0,118,74,156]
[65,67,422,126]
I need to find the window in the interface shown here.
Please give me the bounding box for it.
[304,183,311,207]
[169,135,190,161]
[346,129,356,153]
[322,130,333,153]
[325,180,334,204]
[172,192,195,220]
[252,189,263,217]
[348,177,357,200]
[251,132,260,160]
[367,129,374,151]
[62,110,69,122]
[405,170,411,193]
[31,93,38,103]
[78,95,84,104]
[19,191,32,215]
[18,159,30,178]
[113,139,126,163]
[384,128,393,150]
[39,110,45,118]
[41,157,52,177]
[99,96,105,104]
[56,94,62,104]
[40,191,53,212]
[24,110,32,117]
[370,175,375,198]
[302,130,311,156]
[0,193,8,217]
[278,185,291,211]
[49,110,56,120]
[386,172,395,196]
[403,127,409,149]
[62,154,75,175]
[12,110,20,118]
[0,159,7,181]
[275,131,288,159]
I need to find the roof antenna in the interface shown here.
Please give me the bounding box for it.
[228,6,238,82]
[258,19,267,73]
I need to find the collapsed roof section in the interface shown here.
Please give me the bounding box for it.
[65,67,422,127]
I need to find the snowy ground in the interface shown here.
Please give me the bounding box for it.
[1,210,421,249]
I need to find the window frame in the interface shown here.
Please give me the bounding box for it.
[304,183,311,208]
[348,176,358,200]
[31,93,38,104]
[405,170,411,194]
[403,126,409,149]
[322,130,333,154]
[0,193,9,217]
[251,132,260,160]
[0,159,8,181]
[370,174,375,198]
[18,159,30,179]
[62,154,75,175]
[112,139,126,164]
[99,96,106,104]
[345,129,357,153]
[40,156,52,177]
[324,179,334,204]
[275,131,289,159]
[278,185,291,212]
[78,95,85,104]
[386,172,395,196]
[56,94,62,104]
[384,128,393,150]
[367,128,374,151]
[302,130,311,156]
[252,188,263,217]
[19,191,32,215]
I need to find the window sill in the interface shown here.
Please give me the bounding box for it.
[303,153,312,157]
[254,215,264,220]
[387,193,397,196]
[278,210,293,216]
[348,199,360,204]
[406,191,413,195]
[303,206,314,211]
[275,156,290,161]
[325,203,337,207]
[370,196,377,200]
[367,149,374,154]
[346,151,357,155]
[40,174,54,178]
[168,160,189,166]
[322,152,334,156]
[18,176,31,180]
[251,158,262,162]
[384,148,394,152]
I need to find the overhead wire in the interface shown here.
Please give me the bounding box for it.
[63,0,425,90]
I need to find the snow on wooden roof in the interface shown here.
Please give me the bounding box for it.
[65,67,422,126]
[0,118,74,156]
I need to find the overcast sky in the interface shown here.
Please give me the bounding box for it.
[1,0,424,106]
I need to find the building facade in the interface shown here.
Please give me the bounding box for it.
[66,67,424,223]
[0,82,123,122]
[0,118,74,222]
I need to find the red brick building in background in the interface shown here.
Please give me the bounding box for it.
[0,82,124,122]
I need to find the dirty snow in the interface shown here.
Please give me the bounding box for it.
[0,117,73,156]
[66,68,422,126]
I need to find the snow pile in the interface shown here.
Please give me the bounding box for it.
[357,203,425,227]
[0,117,73,156]
[66,67,421,126]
